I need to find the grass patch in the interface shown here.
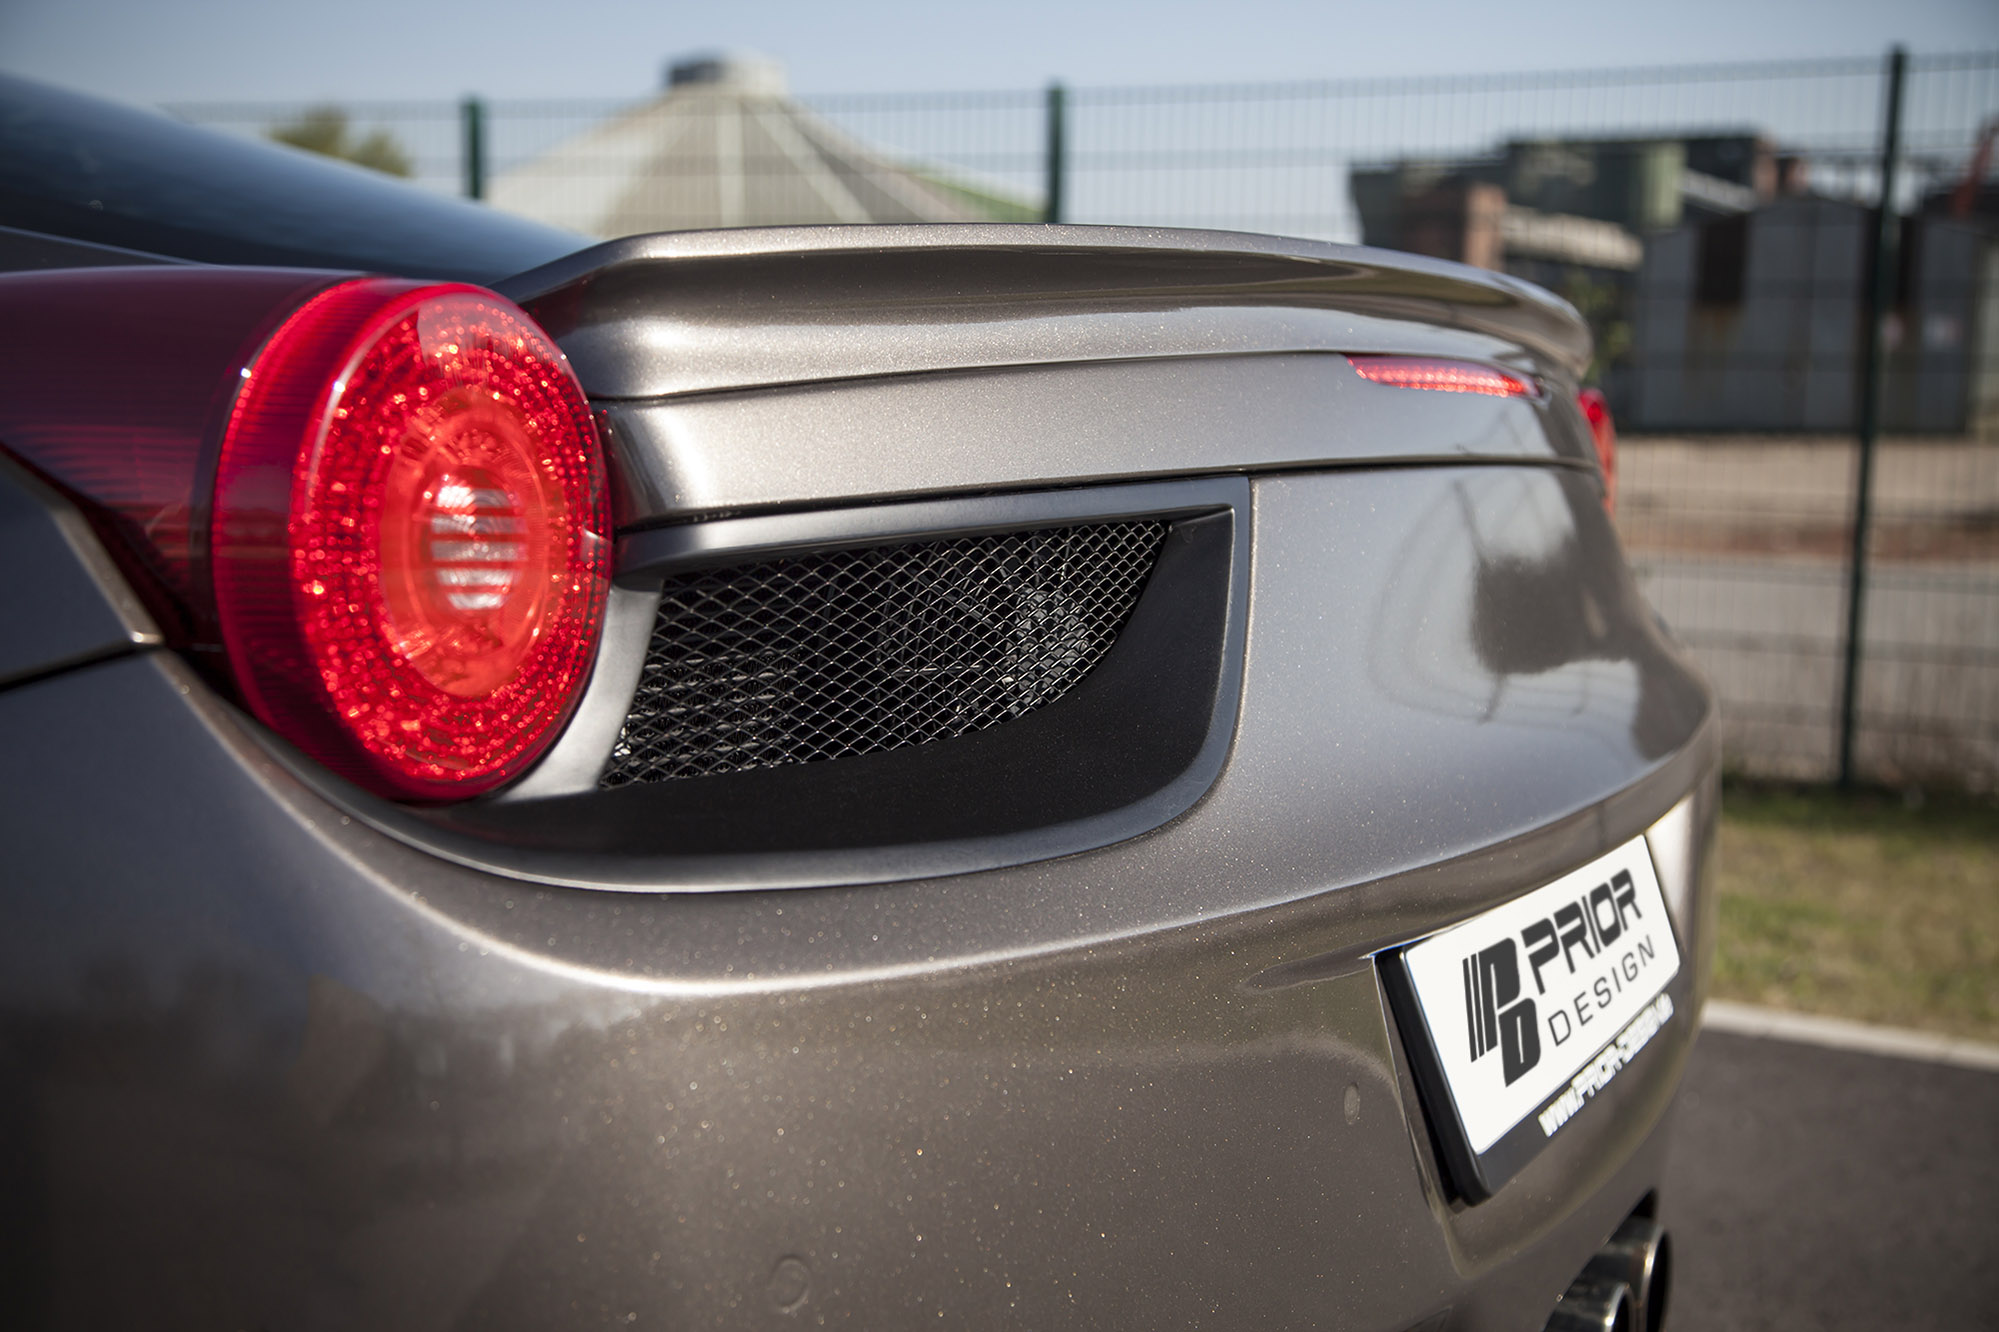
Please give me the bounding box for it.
[1714,780,1999,1041]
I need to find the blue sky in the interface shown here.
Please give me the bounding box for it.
[2,0,1996,104]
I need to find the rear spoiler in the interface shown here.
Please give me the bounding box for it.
[495,224,1593,400]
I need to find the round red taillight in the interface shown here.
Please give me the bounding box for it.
[212,279,610,800]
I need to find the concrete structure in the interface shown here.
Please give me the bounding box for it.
[1355,133,1999,434]
[1351,133,1782,271]
[491,55,1030,237]
[1351,135,1787,396]
[1629,199,1994,433]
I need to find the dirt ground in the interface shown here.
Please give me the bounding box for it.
[1618,435,1999,561]
[1614,436,1999,788]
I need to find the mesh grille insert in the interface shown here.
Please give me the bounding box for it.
[601,520,1168,786]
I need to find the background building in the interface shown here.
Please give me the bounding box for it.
[1354,133,1999,434]
[1630,198,1994,432]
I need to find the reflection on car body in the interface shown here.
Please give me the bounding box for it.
[0,70,1711,1331]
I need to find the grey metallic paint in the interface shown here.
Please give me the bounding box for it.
[0,224,1715,1330]
[0,454,158,687]
[597,353,1591,524]
[498,226,1597,528]
[498,225,1593,398]
[1,455,1713,1327]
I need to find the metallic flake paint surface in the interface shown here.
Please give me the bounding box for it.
[0,461,1714,1328]
[0,456,159,686]
[598,354,1585,522]
[499,225,1592,397]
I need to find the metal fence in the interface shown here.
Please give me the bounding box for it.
[168,49,1999,790]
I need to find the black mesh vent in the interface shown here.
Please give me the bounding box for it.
[601,521,1168,786]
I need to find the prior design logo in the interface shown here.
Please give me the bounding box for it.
[1462,941,1539,1085]
[1460,869,1649,1087]
[1407,835,1682,1162]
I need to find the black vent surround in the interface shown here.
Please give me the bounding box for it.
[602,522,1167,786]
[352,477,1248,892]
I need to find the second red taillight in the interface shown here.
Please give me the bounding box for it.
[1577,387,1618,514]
[213,279,611,798]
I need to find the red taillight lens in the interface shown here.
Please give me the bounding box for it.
[1577,387,1618,514]
[213,279,610,799]
[0,267,341,640]
[1346,355,1537,399]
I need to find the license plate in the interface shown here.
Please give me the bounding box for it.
[1385,833,1682,1201]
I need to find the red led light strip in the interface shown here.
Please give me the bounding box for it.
[1346,356,1537,399]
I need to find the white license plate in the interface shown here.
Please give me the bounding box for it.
[1392,833,1681,1198]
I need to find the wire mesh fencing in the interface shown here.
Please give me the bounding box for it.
[166,49,1999,790]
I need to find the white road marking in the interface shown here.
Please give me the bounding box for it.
[1703,1000,1999,1072]
[754,105,870,223]
[716,101,743,228]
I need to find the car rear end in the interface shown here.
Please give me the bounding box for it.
[0,222,1714,1331]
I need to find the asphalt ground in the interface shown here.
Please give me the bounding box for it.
[1662,1026,1999,1331]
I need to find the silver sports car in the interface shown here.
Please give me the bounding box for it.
[0,72,1711,1331]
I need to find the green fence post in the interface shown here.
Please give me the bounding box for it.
[1837,45,1907,789]
[1043,82,1067,224]
[461,96,486,201]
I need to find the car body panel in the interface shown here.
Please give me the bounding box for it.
[597,353,1588,524]
[499,224,1591,399]
[0,77,1716,1328]
[0,664,1708,1332]
[0,455,159,686]
[0,455,1714,1326]
[0,73,579,282]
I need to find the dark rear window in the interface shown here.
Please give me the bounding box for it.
[0,74,584,284]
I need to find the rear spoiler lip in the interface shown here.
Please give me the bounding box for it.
[493,223,1593,398]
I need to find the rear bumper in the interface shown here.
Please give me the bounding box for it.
[0,665,1714,1332]
[0,465,1718,1329]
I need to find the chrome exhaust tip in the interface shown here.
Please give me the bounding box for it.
[1544,1276,1632,1332]
[1584,1215,1672,1332]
